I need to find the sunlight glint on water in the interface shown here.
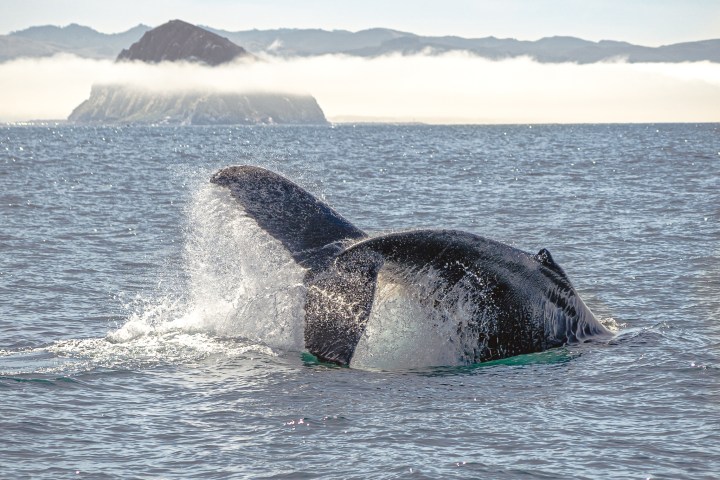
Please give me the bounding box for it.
[0,124,718,479]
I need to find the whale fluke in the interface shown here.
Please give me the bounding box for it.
[210,165,612,368]
[211,166,367,270]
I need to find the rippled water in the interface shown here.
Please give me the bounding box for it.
[1,124,718,478]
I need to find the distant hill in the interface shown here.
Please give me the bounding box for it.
[117,19,251,65]
[210,29,720,63]
[1,23,150,61]
[212,27,410,57]
[2,22,719,63]
[68,20,327,125]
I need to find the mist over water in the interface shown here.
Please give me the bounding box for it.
[1,53,720,123]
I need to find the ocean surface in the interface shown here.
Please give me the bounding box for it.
[1,124,718,479]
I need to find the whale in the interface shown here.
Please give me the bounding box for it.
[210,165,611,366]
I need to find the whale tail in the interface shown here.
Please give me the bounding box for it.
[211,166,367,270]
[210,166,610,368]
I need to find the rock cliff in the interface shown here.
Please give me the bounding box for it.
[69,20,327,125]
[69,85,327,125]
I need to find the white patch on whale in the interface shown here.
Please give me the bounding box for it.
[350,266,489,369]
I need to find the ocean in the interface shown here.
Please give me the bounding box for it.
[1,124,718,478]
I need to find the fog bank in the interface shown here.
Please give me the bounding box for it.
[1,52,719,123]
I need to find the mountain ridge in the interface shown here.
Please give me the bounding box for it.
[2,24,151,60]
[3,23,719,63]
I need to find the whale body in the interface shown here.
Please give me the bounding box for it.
[211,165,611,366]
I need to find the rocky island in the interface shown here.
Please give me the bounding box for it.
[69,20,327,125]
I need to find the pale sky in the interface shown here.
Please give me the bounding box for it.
[1,0,719,46]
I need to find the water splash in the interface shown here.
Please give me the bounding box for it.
[600,316,624,332]
[0,334,277,377]
[0,181,308,376]
[110,182,307,347]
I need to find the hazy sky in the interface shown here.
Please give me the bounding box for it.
[1,0,719,123]
[1,0,719,46]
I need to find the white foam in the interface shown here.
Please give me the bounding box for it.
[600,316,624,332]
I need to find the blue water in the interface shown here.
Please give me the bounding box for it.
[1,124,718,478]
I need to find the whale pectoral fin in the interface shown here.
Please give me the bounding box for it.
[211,166,367,269]
[304,251,384,366]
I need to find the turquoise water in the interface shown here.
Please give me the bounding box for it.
[1,124,718,478]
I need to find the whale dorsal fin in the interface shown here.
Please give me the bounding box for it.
[534,248,555,265]
[534,248,569,278]
[211,166,367,269]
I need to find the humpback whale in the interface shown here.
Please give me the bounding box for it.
[211,165,611,366]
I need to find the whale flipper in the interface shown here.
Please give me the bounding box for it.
[211,166,367,269]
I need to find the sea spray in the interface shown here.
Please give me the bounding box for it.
[108,181,307,352]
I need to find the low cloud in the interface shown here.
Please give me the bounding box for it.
[0,52,719,123]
